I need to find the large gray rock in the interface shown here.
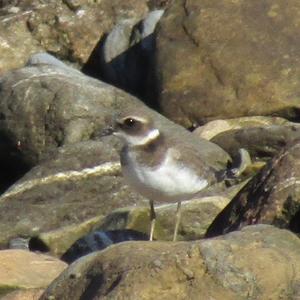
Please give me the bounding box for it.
[40,225,300,300]
[0,63,129,165]
[0,60,122,192]
[194,115,298,166]
[0,0,149,75]
[0,137,233,255]
[211,124,300,161]
[0,62,231,167]
[37,182,245,259]
[96,195,232,241]
[0,62,232,254]
[0,138,138,251]
[152,0,300,127]
[194,116,290,141]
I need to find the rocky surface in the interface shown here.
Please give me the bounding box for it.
[0,137,232,256]
[194,115,300,163]
[0,0,149,74]
[98,194,237,242]
[60,193,239,263]
[1,289,43,300]
[0,61,230,167]
[153,0,300,127]
[0,1,300,298]
[0,60,232,256]
[0,249,66,297]
[211,124,300,162]
[0,138,134,252]
[26,181,245,260]
[40,225,300,300]
[206,140,300,238]
[0,61,128,192]
[194,116,290,141]
[0,63,133,166]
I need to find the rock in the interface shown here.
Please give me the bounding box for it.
[0,3,42,75]
[8,238,30,250]
[37,182,246,260]
[40,225,300,300]
[26,52,81,73]
[194,116,290,140]
[99,195,233,242]
[0,139,232,254]
[29,215,105,257]
[91,17,142,91]
[206,140,300,238]
[147,0,171,10]
[194,116,300,173]
[0,63,231,254]
[0,139,135,251]
[211,124,300,161]
[0,249,66,297]
[0,62,230,167]
[0,63,136,166]
[0,61,132,192]
[0,0,149,74]
[57,182,246,262]
[193,117,295,176]
[153,0,300,127]
[83,9,164,102]
[1,289,43,300]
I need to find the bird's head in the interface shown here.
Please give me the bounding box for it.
[102,115,160,146]
[113,115,160,146]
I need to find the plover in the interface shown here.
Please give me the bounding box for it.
[103,111,230,241]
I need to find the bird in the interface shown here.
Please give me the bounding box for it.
[103,110,230,241]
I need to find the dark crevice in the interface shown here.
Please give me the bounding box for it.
[61,229,148,264]
[289,209,300,233]
[79,274,104,300]
[104,274,122,296]
[28,237,50,252]
[207,59,225,86]
[182,0,199,47]
[61,0,80,12]
[82,26,160,110]
[181,23,199,47]
[205,155,277,237]
[0,131,31,194]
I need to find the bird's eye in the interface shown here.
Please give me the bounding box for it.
[123,118,136,128]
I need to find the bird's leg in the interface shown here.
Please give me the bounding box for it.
[149,199,156,241]
[173,201,182,242]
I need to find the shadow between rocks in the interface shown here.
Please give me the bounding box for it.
[82,32,159,110]
[60,229,148,264]
[80,274,105,300]
[0,131,31,194]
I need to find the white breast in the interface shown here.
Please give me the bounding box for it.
[122,149,208,202]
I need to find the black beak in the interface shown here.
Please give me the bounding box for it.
[100,125,115,137]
